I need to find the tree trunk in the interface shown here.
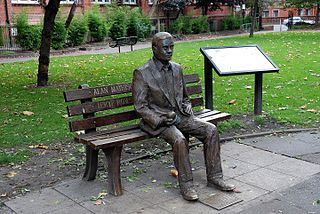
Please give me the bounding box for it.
[202,6,208,16]
[250,0,258,37]
[65,0,77,29]
[37,0,61,87]
[316,3,319,25]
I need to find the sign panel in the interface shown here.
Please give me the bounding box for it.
[200,45,279,76]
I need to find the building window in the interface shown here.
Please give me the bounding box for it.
[123,0,136,5]
[11,0,38,4]
[298,9,302,16]
[262,10,269,18]
[273,10,279,17]
[60,0,75,4]
[305,9,311,16]
[91,0,111,4]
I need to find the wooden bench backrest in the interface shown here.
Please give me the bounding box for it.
[64,74,203,132]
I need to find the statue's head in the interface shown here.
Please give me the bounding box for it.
[152,32,174,63]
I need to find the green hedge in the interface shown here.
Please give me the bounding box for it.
[67,16,88,46]
[52,20,67,49]
[16,13,41,51]
[170,15,209,34]
[88,12,107,42]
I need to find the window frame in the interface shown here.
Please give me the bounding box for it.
[11,0,38,5]
[91,0,111,4]
[122,0,137,5]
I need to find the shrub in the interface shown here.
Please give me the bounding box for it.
[109,12,126,40]
[223,15,241,30]
[67,16,88,46]
[136,16,152,39]
[127,14,138,37]
[170,14,193,34]
[192,15,209,34]
[16,13,41,51]
[88,12,107,42]
[51,20,67,50]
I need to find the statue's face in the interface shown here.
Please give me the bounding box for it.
[153,37,174,63]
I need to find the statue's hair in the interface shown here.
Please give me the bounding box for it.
[152,32,173,47]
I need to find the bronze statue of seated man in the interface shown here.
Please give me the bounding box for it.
[132,32,235,201]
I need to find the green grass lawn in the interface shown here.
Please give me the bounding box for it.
[0,31,319,163]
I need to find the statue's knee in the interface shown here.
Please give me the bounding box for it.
[174,137,188,148]
[206,124,217,135]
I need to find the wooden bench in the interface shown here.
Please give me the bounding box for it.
[63,73,231,196]
[109,36,138,53]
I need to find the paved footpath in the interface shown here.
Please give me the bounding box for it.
[2,129,320,214]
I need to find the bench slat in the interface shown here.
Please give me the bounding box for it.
[67,85,202,116]
[64,83,132,102]
[78,128,143,143]
[70,110,139,132]
[202,112,231,123]
[90,131,149,149]
[68,96,134,116]
[64,74,200,102]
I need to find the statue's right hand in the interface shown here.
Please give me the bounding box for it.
[159,115,176,127]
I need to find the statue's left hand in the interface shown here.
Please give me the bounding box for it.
[184,104,193,115]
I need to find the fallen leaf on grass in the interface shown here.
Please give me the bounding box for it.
[170,169,178,177]
[228,99,237,105]
[22,111,34,116]
[245,85,252,90]
[4,171,17,178]
[304,77,308,80]
[300,105,307,110]
[62,114,69,119]
[29,144,49,150]
[307,109,318,113]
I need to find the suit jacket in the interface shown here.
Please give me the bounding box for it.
[132,58,193,136]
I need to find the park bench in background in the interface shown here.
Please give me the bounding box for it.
[63,73,231,196]
[109,36,138,53]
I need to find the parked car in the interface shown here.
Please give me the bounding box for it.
[283,16,315,26]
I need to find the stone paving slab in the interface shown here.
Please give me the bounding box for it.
[278,172,320,214]
[5,188,77,214]
[234,168,299,191]
[236,198,308,214]
[265,157,320,178]
[239,132,320,157]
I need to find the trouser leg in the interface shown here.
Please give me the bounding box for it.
[177,115,223,180]
[160,126,193,184]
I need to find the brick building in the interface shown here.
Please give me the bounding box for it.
[0,0,232,26]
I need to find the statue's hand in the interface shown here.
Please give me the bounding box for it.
[183,104,193,115]
[159,112,177,127]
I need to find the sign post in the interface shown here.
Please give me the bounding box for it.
[200,45,279,115]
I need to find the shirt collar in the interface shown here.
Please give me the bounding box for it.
[153,57,171,72]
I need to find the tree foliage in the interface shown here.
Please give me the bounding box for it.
[161,0,188,11]
[194,0,242,15]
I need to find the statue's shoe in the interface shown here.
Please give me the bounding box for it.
[207,178,235,191]
[180,187,199,201]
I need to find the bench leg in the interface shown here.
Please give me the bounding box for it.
[103,146,123,196]
[83,145,99,181]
